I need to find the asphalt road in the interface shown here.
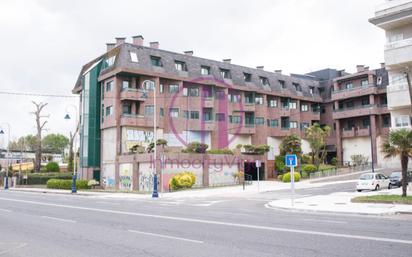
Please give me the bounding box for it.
[0,184,411,257]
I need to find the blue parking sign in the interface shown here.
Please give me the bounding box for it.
[285,154,297,167]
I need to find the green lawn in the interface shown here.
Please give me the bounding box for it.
[351,195,412,205]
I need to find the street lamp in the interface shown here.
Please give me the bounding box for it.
[65,105,79,193]
[0,123,11,190]
[142,80,159,198]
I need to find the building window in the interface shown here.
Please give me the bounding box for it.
[268,99,277,108]
[395,116,410,127]
[105,81,113,92]
[169,84,179,93]
[220,68,231,79]
[300,122,309,130]
[267,119,278,127]
[245,92,254,104]
[122,104,131,115]
[259,77,270,86]
[102,55,116,69]
[346,101,354,108]
[122,80,130,90]
[175,61,187,71]
[244,73,252,82]
[361,79,369,87]
[383,115,390,127]
[255,117,265,125]
[309,87,314,95]
[150,56,162,67]
[184,87,199,97]
[377,76,383,85]
[345,82,353,89]
[301,104,309,112]
[362,118,370,128]
[215,113,225,121]
[279,80,286,89]
[289,101,297,109]
[255,95,263,105]
[203,109,213,121]
[160,108,164,117]
[289,121,298,129]
[293,83,301,91]
[144,105,154,116]
[229,115,241,124]
[361,97,370,106]
[215,90,225,100]
[130,52,138,62]
[159,84,164,93]
[201,66,210,75]
[183,110,189,119]
[228,93,241,103]
[190,111,199,119]
[105,106,113,116]
[169,108,179,118]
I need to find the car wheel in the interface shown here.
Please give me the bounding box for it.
[375,185,380,191]
[357,190,362,192]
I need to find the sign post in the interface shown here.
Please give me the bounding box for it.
[285,154,297,207]
[255,160,261,192]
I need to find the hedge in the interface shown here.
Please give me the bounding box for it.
[45,162,60,173]
[26,172,72,185]
[46,179,90,190]
[282,172,301,183]
[303,164,317,173]
[207,149,233,155]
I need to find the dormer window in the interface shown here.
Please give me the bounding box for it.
[345,82,353,89]
[220,68,231,79]
[293,83,301,91]
[130,52,138,62]
[279,80,286,89]
[150,56,162,67]
[102,55,116,69]
[309,86,314,95]
[175,61,187,71]
[260,76,270,86]
[201,66,210,75]
[244,73,252,82]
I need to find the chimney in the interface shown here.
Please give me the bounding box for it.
[184,51,193,56]
[223,59,231,63]
[106,43,116,52]
[364,66,370,71]
[380,62,386,69]
[132,35,144,46]
[356,65,365,73]
[256,66,264,70]
[150,41,159,49]
[274,70,282,74]
[115,37,126,46]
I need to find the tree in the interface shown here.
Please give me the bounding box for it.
[31,102,48,172]
[8,135,38,152]
[280,134,302,157]
[42,134,69,154]
[381,128,412,197]
[305,123,331,170]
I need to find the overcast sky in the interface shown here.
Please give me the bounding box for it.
[0,0,385,146]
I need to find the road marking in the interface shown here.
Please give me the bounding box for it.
[41,216,76,223]
[128,229,203,244]
[302,218,347,224]
[0,208,12,213]
[0,243,27,255]
[1,197,411,245]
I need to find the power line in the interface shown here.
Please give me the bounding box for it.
[0,91,77,98]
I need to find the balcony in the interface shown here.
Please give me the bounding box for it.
[333,104,389,120]
[341,127,370,138]
[120,114,154,127]
[120,88,148,101]
[371,0,412,29]
[384,37,412,67]
[232,102,255,112]
[203,97,215,108]
[331,84,380,101]
[387,81,412,109]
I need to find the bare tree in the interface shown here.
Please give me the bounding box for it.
[68,123,79,173]
[31,102,48,172]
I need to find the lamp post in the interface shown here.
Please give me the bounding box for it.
[0,123,11,190]
[65,105,79,193]
[143,80,159,198]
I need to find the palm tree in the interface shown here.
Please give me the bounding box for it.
[382,128,412,197]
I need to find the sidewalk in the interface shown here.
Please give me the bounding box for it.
[267,187,412,215]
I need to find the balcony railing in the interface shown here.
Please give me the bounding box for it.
[332,83,377,94]
[385,37,412,50]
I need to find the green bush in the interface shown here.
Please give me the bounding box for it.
[243,144,270,155]
[275,156,285,172]
[169,172,196,190]
[26,172,72,185]
[282,172,301,183]
[301,154,312,164]
[277,174,283,181]
[45,162,60,173]
[301,171,308,179]
[331,157,337,166]
[46,179,91,190]
[303,164,317,174]
[183,142,208,153]
[207,149,233,155]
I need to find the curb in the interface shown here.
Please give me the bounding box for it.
[7,188,95,196]
[264,203,406,217]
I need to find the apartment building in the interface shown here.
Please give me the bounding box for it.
[370,0,412,131]
[73,36,390,190]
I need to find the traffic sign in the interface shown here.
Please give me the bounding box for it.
[255,160,261,168]
[285,154,297,167]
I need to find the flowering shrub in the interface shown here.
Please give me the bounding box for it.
[169,172,196,190]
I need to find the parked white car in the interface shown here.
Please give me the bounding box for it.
[356,173,390,192]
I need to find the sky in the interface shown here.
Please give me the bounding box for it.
[0,0,385,146]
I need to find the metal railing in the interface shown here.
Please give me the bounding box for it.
[309,162,373,180]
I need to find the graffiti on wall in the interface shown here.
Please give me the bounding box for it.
[119,164,133,191]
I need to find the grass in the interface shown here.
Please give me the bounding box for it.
[351,195,412,205]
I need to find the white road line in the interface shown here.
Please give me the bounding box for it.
[128,229,203,244]
[0,243,27,255]
[302,218,347,224]
[41,216,76,223]
[0,208,12,212]
[0,197,411,245]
